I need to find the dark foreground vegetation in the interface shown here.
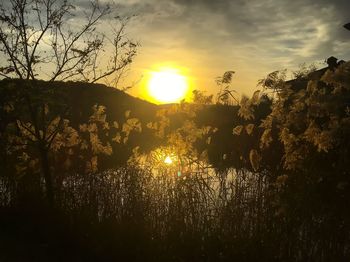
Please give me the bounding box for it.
[1,0,350,260]
[1,61,350,261]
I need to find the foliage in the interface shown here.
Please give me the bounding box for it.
[259,61,350,170]
[143,99,215,170]
[257,69,287,92]
[232,61,350,260]
[0,80,146,206]
[1,61,350,261]
[216,71,238,105]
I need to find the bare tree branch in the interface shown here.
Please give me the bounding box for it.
[0,0,137,86]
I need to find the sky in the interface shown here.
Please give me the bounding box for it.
[111,0,350,100]
[1,0,349,102]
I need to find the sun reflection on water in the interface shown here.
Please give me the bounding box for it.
[164,155,173,165]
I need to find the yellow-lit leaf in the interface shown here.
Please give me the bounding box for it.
[233,125,243,135]
[245,124,254,135]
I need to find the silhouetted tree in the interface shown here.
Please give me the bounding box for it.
[0,0,137,83]
[0,0,138,206]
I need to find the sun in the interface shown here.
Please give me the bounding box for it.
[148,69,188,103]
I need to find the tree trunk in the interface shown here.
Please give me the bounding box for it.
[39,147,54,207]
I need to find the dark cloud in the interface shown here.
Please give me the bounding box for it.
[124,0,350,54]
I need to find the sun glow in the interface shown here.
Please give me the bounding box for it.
[148,69,188,103]
[164,156,173,165]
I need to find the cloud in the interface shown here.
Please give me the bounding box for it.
[83,0,350,95]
